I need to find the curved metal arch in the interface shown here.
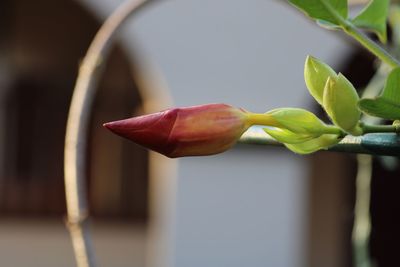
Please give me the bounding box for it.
[64,1,161,266]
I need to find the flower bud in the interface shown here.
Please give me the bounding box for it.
[323,74,362,135]
[304,55,337,105]
[104,103,250,158]
[266,108,328,136]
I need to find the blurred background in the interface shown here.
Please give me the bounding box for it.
[0,0,399,267]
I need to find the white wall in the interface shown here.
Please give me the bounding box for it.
[80,1,352,267]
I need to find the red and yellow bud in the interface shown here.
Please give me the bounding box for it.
[104,103,251,158]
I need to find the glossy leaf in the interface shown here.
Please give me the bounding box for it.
[285,134,340,154]
[288,0,348,25]
[358,67,400,120]
[263,127,317,144]
[352,0,389,43]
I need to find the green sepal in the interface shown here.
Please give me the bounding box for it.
[323,74,361,135]
[288,0,348,25]
[285,134,340,154]
[266,108,327,135]
[358,67,400,120]
[352,0,389,43]
[263,127,318,144]
[304,55,337,105]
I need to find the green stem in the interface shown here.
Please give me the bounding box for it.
[323,125,345,136]
[247,113,280,127]
[342,22,400,68]
[361,123,399,134]
[321,0,400,68]
[325,123,400,136]
[248,113,400,135]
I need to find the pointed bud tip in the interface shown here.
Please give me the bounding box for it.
[102,118,140,139]
[305,55,314,63]
[326,75,335,86]
[103,120,124,134]
[304,55,324,70]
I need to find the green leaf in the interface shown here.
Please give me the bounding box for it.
[323,74,361,135]
[266,108,327,135]
[263,127,317,144]
[358,98,400,120]
[358,67,400,120]
[352,0,389,43]
[380,67,400,102]
[288,0,348,25]
[285,134,340,154]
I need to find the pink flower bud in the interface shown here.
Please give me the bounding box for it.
[104,103,250,158]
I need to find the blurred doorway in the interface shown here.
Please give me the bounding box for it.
[0,0,149,222]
